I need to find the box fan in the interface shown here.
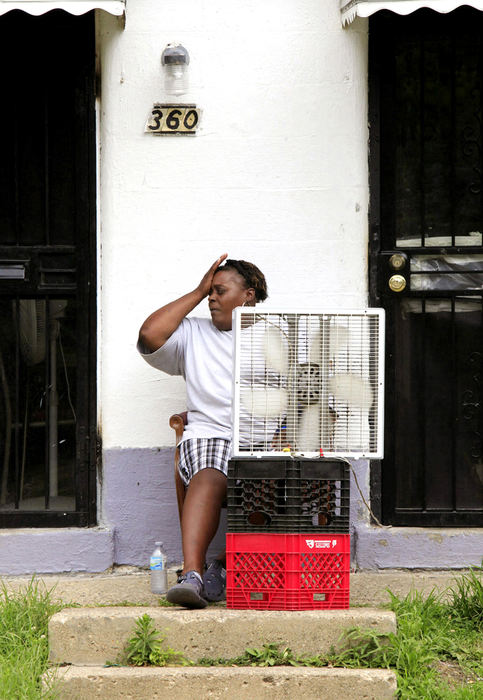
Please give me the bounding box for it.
[232,308,385,459]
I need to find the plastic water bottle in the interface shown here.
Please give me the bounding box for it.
[150,541,168,594]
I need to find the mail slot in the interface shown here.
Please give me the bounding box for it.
[0,264,25,280]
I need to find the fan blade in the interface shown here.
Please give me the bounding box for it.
[298,404,320,451]
[329,373,373,410]
[262,325,289,375]
[240,386,288,418]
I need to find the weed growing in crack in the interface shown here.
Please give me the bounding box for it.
[118,613,190,667]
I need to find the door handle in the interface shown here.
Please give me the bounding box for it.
[388,274,406,292]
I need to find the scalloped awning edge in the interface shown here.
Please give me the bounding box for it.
[341,0,483,26]
[0,1,125,17]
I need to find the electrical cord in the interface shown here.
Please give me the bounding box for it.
[341,456,392,529]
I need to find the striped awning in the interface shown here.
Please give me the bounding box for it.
[341,0,483,25]
[0,0,125,16]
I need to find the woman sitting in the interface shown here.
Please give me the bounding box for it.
[138,254,268,608]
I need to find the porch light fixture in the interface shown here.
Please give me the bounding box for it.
[161,43,190,96]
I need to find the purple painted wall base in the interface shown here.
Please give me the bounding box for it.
[353,524,483,569]
[0,450,480,574]
[0,528,113,575]
[102,447,226,568]
[349,459,483,569]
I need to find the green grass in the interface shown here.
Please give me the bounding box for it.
[325,582,482,699]
[0,579,64,699]
[448,566,483,629]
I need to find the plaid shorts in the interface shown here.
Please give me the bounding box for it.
[178,438,231,486]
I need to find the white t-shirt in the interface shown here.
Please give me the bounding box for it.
[138,317,233,443]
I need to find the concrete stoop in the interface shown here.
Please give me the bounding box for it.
[2,568,461,607]
[47,607,398,699]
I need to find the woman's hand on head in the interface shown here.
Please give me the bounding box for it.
[138,254,228,350]
[196,254,228,298]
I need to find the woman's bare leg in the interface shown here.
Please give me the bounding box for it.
[181,468,227,575]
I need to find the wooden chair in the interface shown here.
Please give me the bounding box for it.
[169,412,188,522]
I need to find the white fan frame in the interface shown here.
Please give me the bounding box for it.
[231,307,385,460]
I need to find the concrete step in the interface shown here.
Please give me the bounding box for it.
[51,665,397,699]
[49,606,396,666]
[3,568,459,607]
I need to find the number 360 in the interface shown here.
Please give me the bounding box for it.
[145,105,201,134]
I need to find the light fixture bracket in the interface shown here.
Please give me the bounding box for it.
[161,43,190,66]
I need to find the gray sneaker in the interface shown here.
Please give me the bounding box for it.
[166,570,207,609]
[202,559,226,602]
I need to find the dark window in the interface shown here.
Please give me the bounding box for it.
[0,10,97,526]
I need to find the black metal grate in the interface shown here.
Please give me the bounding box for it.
[369,8,483,527]
[376,8,483,250]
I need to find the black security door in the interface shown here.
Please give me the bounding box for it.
[0,10,96,526]
[370,9,483,526]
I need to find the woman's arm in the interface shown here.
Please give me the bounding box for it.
[138,253,227,352]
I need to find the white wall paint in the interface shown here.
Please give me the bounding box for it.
[98,2,369,449]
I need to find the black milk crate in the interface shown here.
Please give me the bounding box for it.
[227,457,350,533]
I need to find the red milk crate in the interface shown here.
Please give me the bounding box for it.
[226,533,350,610]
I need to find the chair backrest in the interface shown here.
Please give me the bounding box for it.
[169,411,188,443]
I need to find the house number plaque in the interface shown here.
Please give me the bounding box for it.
[145,104,201,135]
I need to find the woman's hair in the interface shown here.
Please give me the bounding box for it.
[217,259,268,302]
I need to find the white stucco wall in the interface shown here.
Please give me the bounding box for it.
[98,1,369,450]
